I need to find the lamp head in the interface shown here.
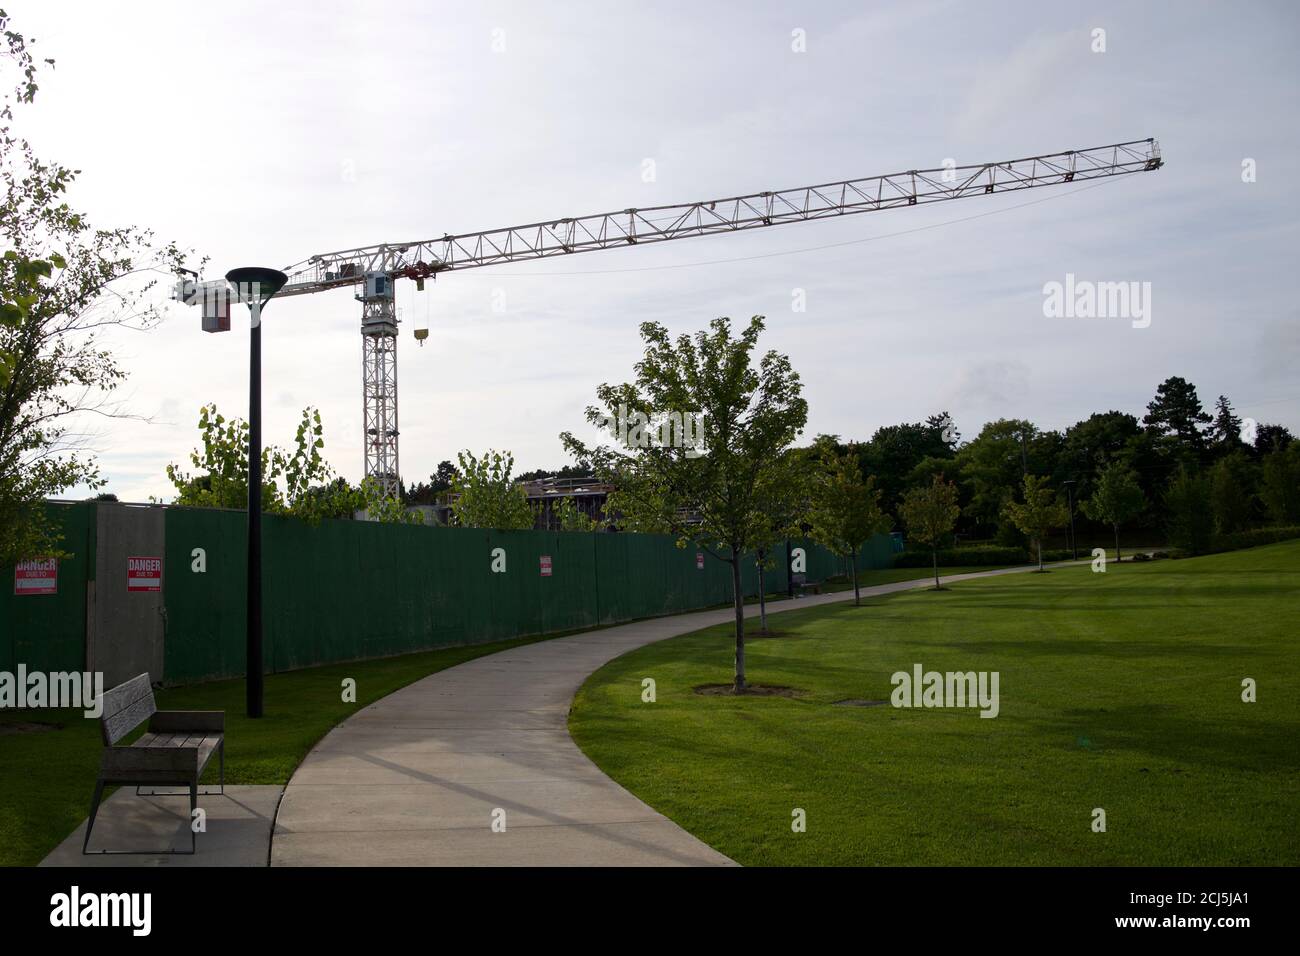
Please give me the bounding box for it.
[225,267,288,307]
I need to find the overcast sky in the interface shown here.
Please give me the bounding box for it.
[9,0,1299,501]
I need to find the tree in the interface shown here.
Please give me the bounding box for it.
[955,418,1045,540]
[1002,475,1069,571]
[808,442,890,605]
[163,403,398,523]
[1164,466,1213,555]
[1208,452,1255,534]
[563,315,807,692]
[1252,423,1293,457]
[1260,444,1300,525]
[1059,411,1140,501]
[404,459,459,506]
[2,18,185,568]
[1143,376,1211,463]
[551,494,599,532]
[749,448,811,632]
[899,474,961,589]
[1207,394,1245,453]
[449,449,534,530]
[1080,461,1146,560]
[856,415,956,521]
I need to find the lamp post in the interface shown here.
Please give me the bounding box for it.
[1062,479,1078,561]
[226,267,288,718]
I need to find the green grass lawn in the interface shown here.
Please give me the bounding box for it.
[0,632,569,867]
[570,542,1300,866]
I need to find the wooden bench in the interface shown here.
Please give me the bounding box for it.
[83,673,225,855]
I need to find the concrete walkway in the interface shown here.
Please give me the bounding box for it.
[271,562,1071,866]
[43,785,283,867]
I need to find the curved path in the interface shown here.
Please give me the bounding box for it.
[271,563,1075,866]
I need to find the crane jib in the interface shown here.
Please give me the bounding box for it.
[277,138,1160,295]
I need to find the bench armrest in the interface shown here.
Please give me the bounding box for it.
[149,710,225,733]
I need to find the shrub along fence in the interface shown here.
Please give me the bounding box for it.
[3,501,893,686]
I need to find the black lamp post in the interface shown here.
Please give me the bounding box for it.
[226,267,288,718]
[1062,479,1078,561]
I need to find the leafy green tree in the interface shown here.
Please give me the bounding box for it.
[449,449,534,530]
[1003,475,1070,571]
[164,403,385,523]
[2,19,185,567]
[857,415,956,521]
[1164,466,1213,554]
[1252,423,1293,457]
[750,447,811,632]
[1059,411,1140,501]
[955,418,1047,540]
[899,474,961,589]
[1081,462,1146,560]
[809,442,891,605]
[1260,444,1300,525]
[358,476,424,525]
[563,315,807,692]
[1208,451,1255,534]
[551,494,599,532]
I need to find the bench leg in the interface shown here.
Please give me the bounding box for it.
[81,781,106,855]
[188,783,198,855]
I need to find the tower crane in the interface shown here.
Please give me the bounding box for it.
[188,138,1162,497]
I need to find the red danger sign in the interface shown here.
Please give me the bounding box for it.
[14,558,57,595]
[127,556,162,592]
[696,552,704,570]
[539,555,553,577]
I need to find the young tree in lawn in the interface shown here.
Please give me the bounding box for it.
[808,441,891,605]
[449,449,535,530]
[1002,475,1070,571]
[1080,461,1146,561]
[562,315,807,692]
[750,448,811,633]
[899,474,961,590]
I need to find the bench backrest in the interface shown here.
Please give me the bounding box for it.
[99,673,157,746]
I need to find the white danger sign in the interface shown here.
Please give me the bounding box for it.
[539,555,553,577]
[14,558,58,595]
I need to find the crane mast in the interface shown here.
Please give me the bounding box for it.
[269,138,1161,498]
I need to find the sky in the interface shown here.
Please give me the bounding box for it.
[7,0,1299,501]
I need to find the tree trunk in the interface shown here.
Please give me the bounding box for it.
[851,552,860,606]
[1114,524,1121,562]
[1037,536,1044,571]
[933,547,940,590]
[731,549,746,692]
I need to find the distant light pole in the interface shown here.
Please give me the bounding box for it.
[1062,479,1078,561]
[226,267,288,718]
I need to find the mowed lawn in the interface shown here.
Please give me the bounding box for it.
[569,542,1300,866]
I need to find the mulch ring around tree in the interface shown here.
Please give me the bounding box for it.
[693,683,807,698]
